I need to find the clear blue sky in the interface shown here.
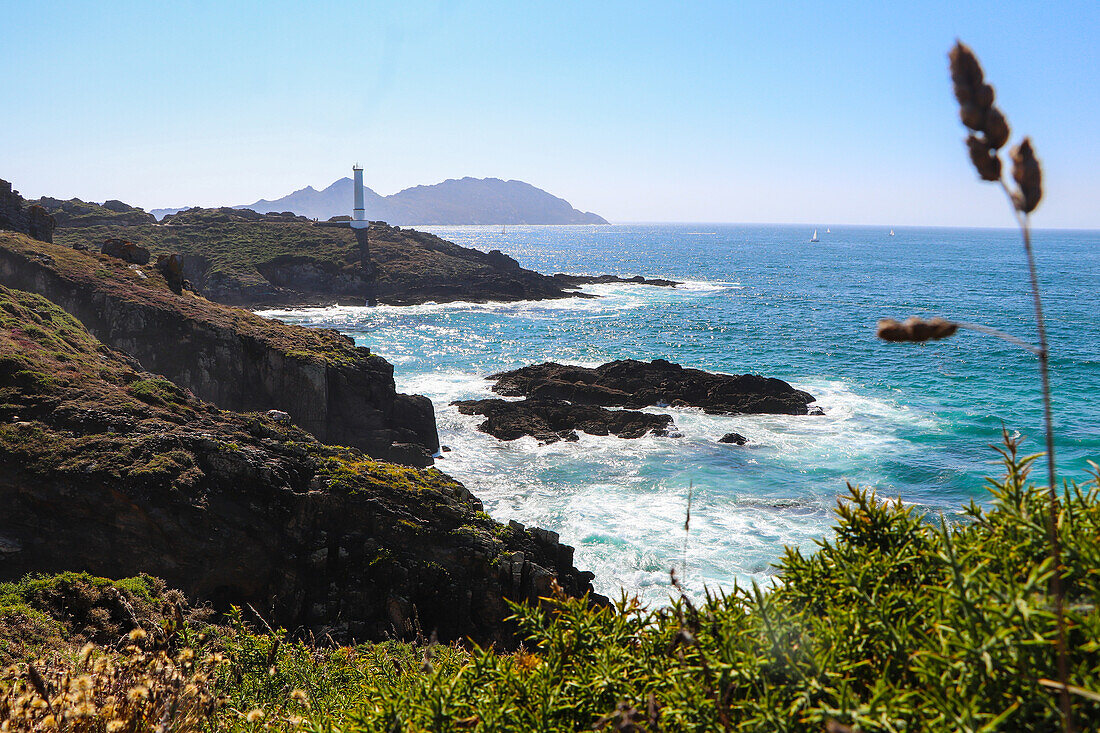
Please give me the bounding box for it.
[2,1,1098,227]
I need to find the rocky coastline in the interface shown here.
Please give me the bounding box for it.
[0,283,601,643]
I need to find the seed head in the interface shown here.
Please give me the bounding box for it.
[246,708,265,723]
[950,41,1014,179]
[1011,138,1042,213]
[876,317,959,343]
[984,108,1010,149]
[966,136,1002,182]
[949,42,986,107]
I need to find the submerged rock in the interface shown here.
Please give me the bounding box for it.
[454,397,674,443]
[488,359,817,415]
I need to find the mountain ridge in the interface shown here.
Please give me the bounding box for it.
[157,176,609,225]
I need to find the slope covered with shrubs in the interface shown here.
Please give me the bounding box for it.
[3,440,1097,731]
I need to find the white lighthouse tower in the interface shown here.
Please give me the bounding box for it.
[351,164,368,229]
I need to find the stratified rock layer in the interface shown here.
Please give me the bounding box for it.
[0,231,438,465]
[489,359,817,415]
[454,397,674,443]
[0,286,599,645]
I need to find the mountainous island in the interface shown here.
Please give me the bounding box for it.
[154,176,609,225]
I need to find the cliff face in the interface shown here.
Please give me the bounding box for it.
[0,231,438,465]
[0,286,599,643]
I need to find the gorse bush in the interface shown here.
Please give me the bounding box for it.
[325,435,1098,732]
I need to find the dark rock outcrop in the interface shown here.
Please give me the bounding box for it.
[156,253,185,294]
[554,273,681,288]
[31,196,156,227]
[454,397,674,444]
[719,432,748,445]
[0,179,55,244]
[0,285,600,645]
[101,237,151,264]
[489,359,817,415]
[0,231,439,465]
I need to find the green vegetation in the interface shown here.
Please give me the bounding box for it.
[53,213,360,294]
[0,572,174,665]
[3,443,1097,731]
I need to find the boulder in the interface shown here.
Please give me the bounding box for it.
[719,432,748,445]
[101,237,150,265]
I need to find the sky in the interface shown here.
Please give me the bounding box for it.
[2,1,1098,227]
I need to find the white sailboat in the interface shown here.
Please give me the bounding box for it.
[826,227,831,234]
[809,228,819,243]
[889,229,895,236]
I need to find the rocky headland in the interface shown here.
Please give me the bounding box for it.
[38,202,674,307]
[0,283,601,644]
[488,359,817,415]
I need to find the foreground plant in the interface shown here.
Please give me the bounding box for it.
[876,41,1077,729]
[0,630,222,733]
[325,438,1099,731]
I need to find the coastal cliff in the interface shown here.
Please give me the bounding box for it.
[0,285,599,643]
[0,230,438,465]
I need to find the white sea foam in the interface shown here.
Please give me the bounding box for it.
[404,368,933,603]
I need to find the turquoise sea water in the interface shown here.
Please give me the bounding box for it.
[261,224,1100,603]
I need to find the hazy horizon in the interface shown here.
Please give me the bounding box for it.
[4,1,1098,228]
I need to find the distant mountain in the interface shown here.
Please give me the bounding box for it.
[236,177,608,225]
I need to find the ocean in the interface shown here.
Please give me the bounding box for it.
[259,223,1100,604]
